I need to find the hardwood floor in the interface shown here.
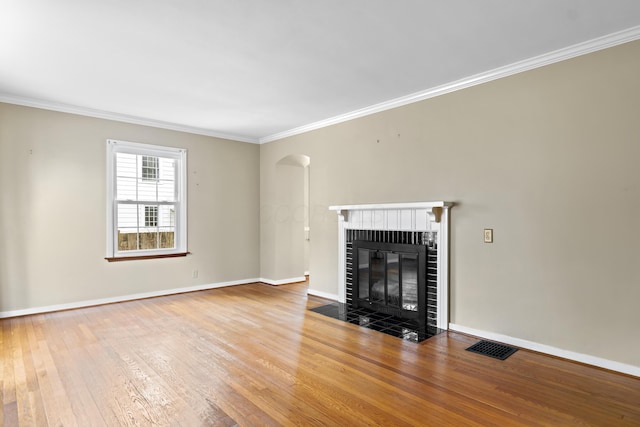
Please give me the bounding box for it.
[2,282,639,426]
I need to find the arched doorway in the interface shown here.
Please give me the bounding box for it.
[273,154,310,281]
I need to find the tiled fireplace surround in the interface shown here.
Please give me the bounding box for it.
[329,202,453,331]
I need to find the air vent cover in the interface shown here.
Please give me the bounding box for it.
[466,340,518,360]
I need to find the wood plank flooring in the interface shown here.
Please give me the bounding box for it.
[1,281,639,426]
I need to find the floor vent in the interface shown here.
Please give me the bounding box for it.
[466,340,518,360]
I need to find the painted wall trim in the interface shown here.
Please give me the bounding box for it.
[259,277,307,286]
[307,289,339,301]
[2,26,639,146]
[259,25,640,144]
[0,96,259,144]
[449,323,640,378]
[0,278,262,319]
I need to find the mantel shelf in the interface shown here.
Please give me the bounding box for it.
[330,201,453,225]
[329,201,453,212]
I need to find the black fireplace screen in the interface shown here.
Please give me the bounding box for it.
[353,240,426,323]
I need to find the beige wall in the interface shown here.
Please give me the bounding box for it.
[259,40,640,367]
[0,103,260,312]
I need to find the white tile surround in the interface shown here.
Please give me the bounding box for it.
[329,202,453,330]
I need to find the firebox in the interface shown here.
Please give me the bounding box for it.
[353,240,427,324]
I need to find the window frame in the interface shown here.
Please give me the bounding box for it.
[106,139,187,260]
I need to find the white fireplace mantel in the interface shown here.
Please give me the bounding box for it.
[329,201,453,330]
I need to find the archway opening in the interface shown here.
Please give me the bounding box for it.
[274,154,310,281]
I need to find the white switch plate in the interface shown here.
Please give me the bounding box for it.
[484,229,493,243]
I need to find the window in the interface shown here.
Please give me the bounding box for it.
[141,155,158,180]
[144,205,158,227]
[106,140,187,260]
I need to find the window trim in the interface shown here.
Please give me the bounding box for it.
[106,139,187,260]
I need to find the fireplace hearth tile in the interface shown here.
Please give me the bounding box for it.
[309,302,444,343]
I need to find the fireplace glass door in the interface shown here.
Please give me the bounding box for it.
[353,240,426,321]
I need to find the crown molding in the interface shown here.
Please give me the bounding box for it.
[3,25,639,145]
[259,25,640,144]
[0,94,260,144]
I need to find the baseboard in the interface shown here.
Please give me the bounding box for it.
[0,278,262,319]
[307,289,339,301]
[259,276,307,286]
[449,323,640,378]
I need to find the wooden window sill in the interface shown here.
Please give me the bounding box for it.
[105,252,190,262]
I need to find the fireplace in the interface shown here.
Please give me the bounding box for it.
[350,231,437,327]
[330,202,452,331]
[354,239,428,322]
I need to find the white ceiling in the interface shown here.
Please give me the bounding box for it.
[2,1,640,144]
